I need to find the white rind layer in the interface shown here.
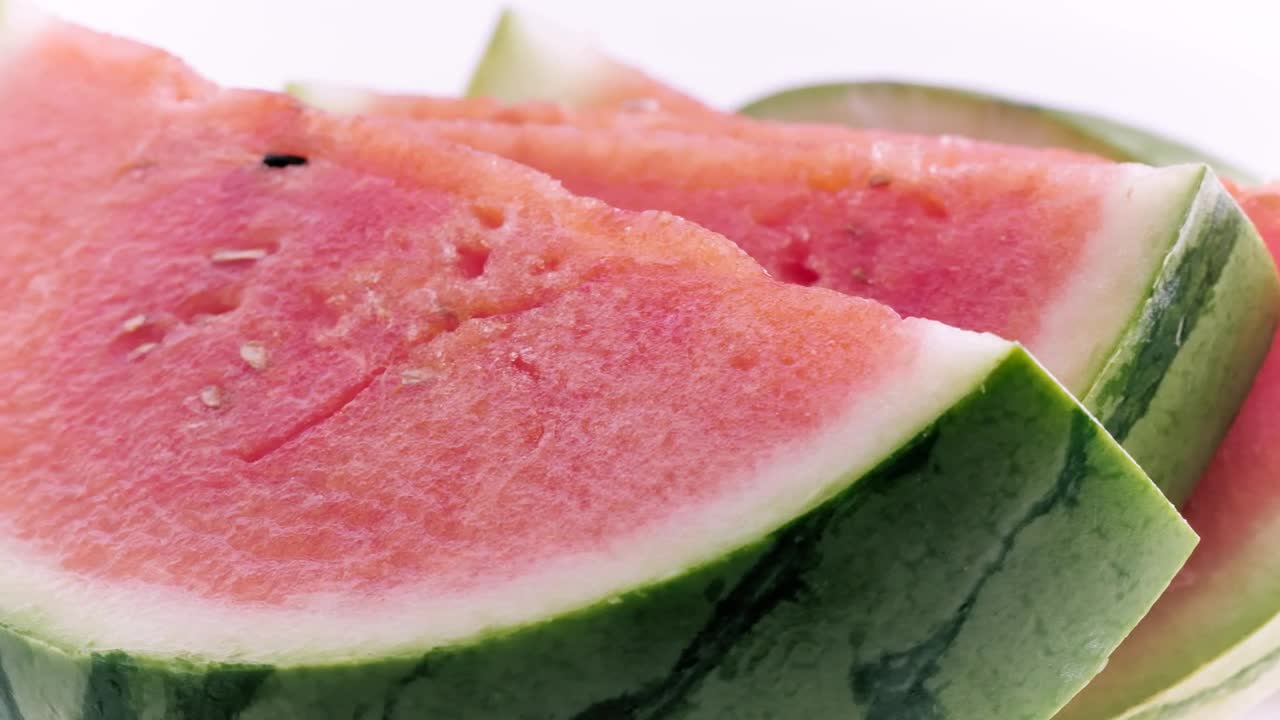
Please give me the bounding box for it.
[1028,163,1202,395]
[0,321,1009,665]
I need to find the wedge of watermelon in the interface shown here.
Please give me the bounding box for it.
[1056,191,1280,720]
[730,73,1280,720]
[465,9,708,115]
[0,7,1197,719]
[290,89,1279,510]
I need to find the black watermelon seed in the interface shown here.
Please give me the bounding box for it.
[262,153,308,168]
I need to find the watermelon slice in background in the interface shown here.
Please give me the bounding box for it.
[740,82,1260,184]
[733,75,1280,720]
[291,92,1280,511]
[465,9,709,116]
[0,6,1200,718]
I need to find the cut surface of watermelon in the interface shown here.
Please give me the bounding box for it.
[293,82,1279,509]
[427,10,1280,506]
[0,8,1198,720]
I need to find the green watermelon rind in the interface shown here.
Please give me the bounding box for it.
[1080,167,1280,505]
[0,349,1195,719]
[739,81,1260,184]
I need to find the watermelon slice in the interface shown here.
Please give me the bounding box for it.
[729,67,1280,720]
[0,7,1197,718]
[465,9,708,115]
[740,81,1259,183]
[291,91,1279,510]
[1056,190,1280,720]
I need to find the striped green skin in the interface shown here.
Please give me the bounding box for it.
[1079,169,1279,505]
[0,350,1195,719]
[740,82,1258,184]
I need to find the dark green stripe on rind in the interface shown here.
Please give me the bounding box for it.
[0,658,27,720]
[0,350,1194,719]
[1082,172,1280,505]
[81,653,272,720]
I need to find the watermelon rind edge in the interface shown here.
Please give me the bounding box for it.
[1080,166,1280,505]
[739,81,1260,184]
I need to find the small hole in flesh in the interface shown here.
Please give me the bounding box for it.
[175,286,242,322]
[471,203,507,230]
[511,352,539,379]
[530,255,562,275]
[456,244,490,280]
[775,259,820,287]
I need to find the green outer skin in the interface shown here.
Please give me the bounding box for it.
[739,82,1259,183]
[0,350,1194,719]
[1080,169,1280,505]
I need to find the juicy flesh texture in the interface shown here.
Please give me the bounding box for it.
[376,118,1109,346]
[0,24,915,605]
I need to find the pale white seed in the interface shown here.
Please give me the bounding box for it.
[400,368,428,385]
[127,342,158,361]
[121,314,147,333]
[199,385,223,409]
[211,248,269,263]
[239,341,268,370]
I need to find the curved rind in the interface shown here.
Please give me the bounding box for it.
[1081,170,1280,505]
[466,10,600,105]
[0,350,1194,719]
[739,81,1259,183]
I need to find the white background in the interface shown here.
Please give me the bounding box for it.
[33,0,1280,716]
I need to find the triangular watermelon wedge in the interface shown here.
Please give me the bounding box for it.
[727,73,1280,720]
[290,89,1280,509]
[0,6,1198,720]
[465,9,708,115]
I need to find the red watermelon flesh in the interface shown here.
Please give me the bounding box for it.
[0,18,938,608]
[297,109,1185,400]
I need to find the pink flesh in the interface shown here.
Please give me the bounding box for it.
[356,116,1112,345]
[0,22,918,605]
